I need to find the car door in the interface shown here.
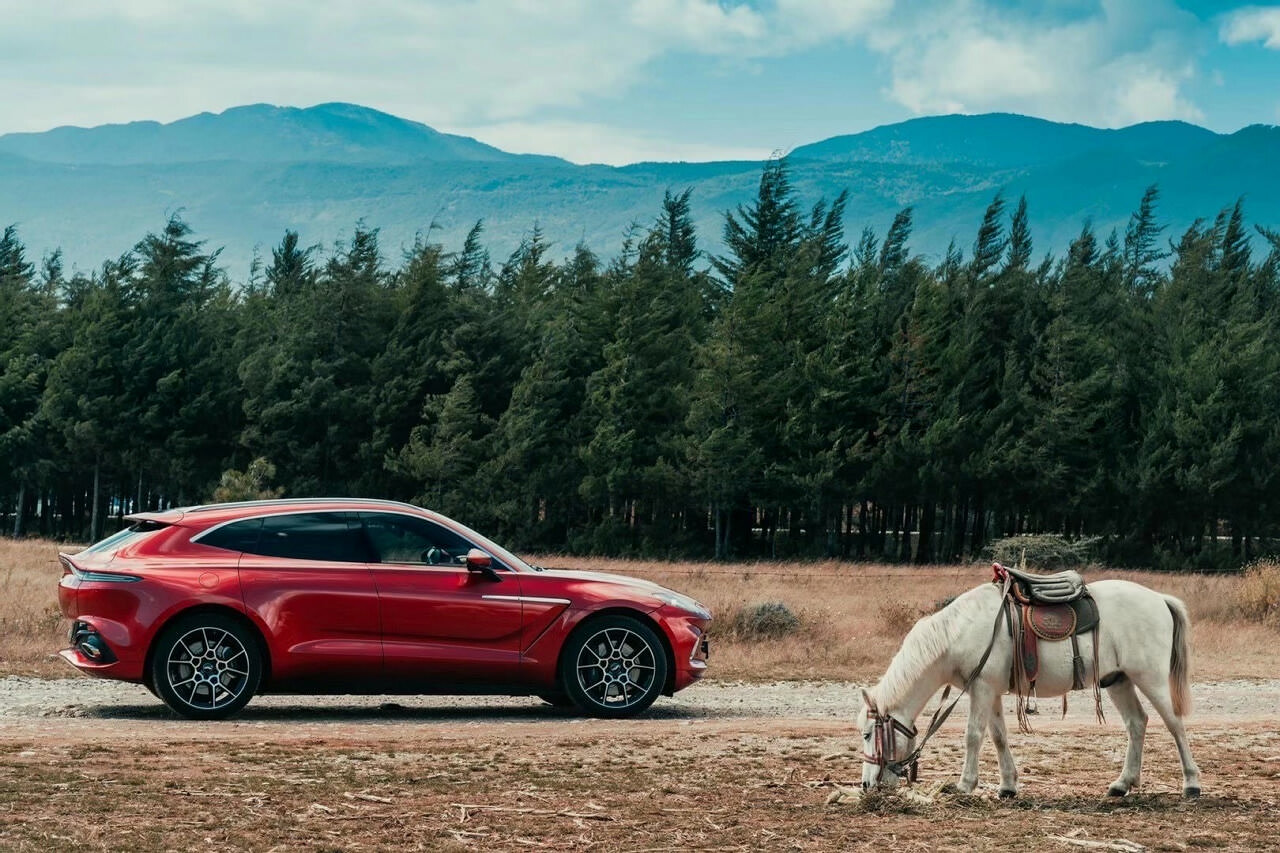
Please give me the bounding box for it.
[359,511,526,686]
[233,511,383,686]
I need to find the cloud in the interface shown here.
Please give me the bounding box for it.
[0,0,1212,162]
[867,0,1204,126]
[0,0,891,135]
[1220,5,1280,49]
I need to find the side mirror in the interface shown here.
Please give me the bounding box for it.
[465,548,501,582]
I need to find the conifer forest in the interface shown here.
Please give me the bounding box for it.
[3,160,1279,568]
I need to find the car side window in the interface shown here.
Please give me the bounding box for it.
[360,512,477,566]
[247,512,370,563]
[199,518,263,553]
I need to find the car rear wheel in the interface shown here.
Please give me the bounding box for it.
[561,615,668,718]
[151,613,261,720]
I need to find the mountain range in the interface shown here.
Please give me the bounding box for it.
[1,103,1277,277]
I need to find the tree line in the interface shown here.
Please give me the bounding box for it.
[3,159,1279,569]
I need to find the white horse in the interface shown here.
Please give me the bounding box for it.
[857,576,1201,798]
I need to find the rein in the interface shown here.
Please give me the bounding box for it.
[865,574,1013,784]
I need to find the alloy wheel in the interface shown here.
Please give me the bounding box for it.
[163,626,253,712]
[573,625,659,711]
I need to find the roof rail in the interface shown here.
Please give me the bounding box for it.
[175,497,423,514]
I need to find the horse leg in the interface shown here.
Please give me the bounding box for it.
[987,697,1017,798]
[1134,677,1202,797]
[1105,678,1147,796]
[956,684,993,794]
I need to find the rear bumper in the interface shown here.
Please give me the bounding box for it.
[58,647,134,680]
[59,574,150,681]
[59,618,147,681]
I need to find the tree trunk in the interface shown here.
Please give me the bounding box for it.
[858,501,870,559]
[91,458,102,543]
[12,483,25,537]
[916,502,936,564]
[972,492,986,556]
[898,504,914,562]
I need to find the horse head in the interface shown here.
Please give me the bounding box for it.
[858,687,918,789]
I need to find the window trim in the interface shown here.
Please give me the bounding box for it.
[191,508,518,572]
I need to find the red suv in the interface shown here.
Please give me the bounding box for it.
[58,498,710,719]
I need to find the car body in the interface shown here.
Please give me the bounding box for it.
[58,498,710,719]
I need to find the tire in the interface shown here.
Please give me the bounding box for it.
[150,612,262,720]
[561,615,668,718]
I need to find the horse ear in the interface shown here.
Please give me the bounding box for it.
[860,688,877,713]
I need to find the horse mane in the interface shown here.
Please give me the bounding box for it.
[872,585,989,710]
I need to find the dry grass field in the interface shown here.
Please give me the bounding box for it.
[3,538,1280,851]
[4,539,1279,682]
[543,555,1280,683]
[0,716,1277,851]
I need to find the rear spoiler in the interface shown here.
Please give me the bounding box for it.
[124,510,186,525]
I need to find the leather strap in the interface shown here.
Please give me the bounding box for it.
[887,574,1013,781]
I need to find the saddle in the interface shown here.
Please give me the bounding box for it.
[1001,562,1086,604]
[992,563,1103,731]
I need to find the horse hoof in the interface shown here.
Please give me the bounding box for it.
[1184,787,1201,799]
[998,789,1016,800]
[1107,786,1128,797]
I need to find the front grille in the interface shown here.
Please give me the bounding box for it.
[691,632,710,664]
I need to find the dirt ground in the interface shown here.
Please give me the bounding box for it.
[1,678,1277,852]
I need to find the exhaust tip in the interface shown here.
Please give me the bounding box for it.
[70,623,117,665]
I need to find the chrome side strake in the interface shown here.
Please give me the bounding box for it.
[481,595,572,605]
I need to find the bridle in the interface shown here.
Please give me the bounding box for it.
[863,710,919,785]
[862,571,1015,787]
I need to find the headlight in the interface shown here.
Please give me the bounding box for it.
[650,590,710,618]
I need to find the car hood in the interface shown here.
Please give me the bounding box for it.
[534,568,673,594]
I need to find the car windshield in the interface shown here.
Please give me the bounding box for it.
[437,514,537,573]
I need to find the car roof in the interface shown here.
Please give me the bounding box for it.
[126,498,426,528]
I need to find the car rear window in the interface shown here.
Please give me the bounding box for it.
[198,518,263,553]
[82,520,169,555]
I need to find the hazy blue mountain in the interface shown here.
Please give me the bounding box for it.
[0,103,562,165]
[0,105,1276,277]
[789,113,1219,168]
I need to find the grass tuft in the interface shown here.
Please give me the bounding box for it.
[725,601,801,640]
[1236,560,1280,625]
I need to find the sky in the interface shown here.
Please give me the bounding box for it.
[1,0,1278,165]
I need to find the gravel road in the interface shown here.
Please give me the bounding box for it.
[2,676,1276,725]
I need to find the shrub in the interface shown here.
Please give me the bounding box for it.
[1236,560,1280,625]
[726,601,801,640]
[985,534,1101,570]
[878,600,926,636]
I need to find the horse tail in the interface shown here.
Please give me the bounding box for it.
[1164,594,1193,717]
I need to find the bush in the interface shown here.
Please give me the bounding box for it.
[878,600,927,636]
[726,601,801,640]
[1237,560,1280,625]
[985,534,1101,570]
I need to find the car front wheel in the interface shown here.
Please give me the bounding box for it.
[561,615,668,718]
[150,613,262,720]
